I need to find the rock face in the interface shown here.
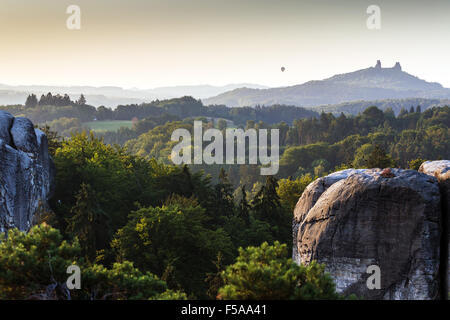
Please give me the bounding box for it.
[293,168,442,299]
[419,160,450,299]
[0,111,54,233]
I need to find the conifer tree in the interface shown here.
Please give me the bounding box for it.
[77,94,87,105]
[237,185,250,226]
[25,94,38,108]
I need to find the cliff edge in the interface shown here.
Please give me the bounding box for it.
[0,111,54,233]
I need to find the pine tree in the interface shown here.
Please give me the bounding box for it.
[218,242,339,300]
[77,94,87,105]
[252,176,281,224]
[398,107,408,117]
[213,168,235,224]
[416,105,422,113]
[45,92,53,104]
[205,252,225,299]
[25,94,38,108]
[38,94,46,105]
[63,94,72,106]
[38,125,62,156]
[66,183,109,261]
[237,185,250,226]
[364,144,395,168]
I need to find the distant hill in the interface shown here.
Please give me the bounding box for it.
[0,83,268,108]
[204,61,450,107]
[143,83,269,100]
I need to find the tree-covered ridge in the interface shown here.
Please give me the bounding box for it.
[9,132,301,299]
[0,94,448,299]
[111,105,449,187]
[279,106,449,177]
[309,98,450,115]
[0,94,318,129]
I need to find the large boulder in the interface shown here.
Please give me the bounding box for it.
[419,160,449,299]
[293,168,442,299]
[0,112,54,233]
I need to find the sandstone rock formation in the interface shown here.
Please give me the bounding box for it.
[293,168,442,299]
[0,111,54,233]
[419,160,449,299]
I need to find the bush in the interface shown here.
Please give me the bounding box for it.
[0,224,185,300]
[218,241,339,300]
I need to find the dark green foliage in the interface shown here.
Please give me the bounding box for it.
[251,177,292,251]
[66,183,110,261]
[212,169,235,225]
[112,204,234,298]
[237,185,251,226]
[363,144,396,168]
[50,132,157,248]
[1,101,448,300]
[38,125,62,157]
[0,224,185,300]
[39,92,74,107]
[205,252,226,299]
[218,242,339,300]
[76,94,87,106]
[279,106,449,177]
[25,94,38,109]
[49,132,225,264]
[252,176,281,223]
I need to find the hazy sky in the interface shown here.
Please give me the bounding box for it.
[1,0,449,88]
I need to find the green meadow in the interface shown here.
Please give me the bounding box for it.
[84,120,133,132]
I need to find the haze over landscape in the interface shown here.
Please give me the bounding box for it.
[1,60,449,110]
[1,0,449,92]
[0,0,450,302]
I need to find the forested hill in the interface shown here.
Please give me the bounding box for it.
[308,98,450,115]
[204,61,450,107]
[0,94,318,125]
[121,105,450,187]
[0,99,448,300]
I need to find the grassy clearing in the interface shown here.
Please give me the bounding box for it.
[84,120,133,132]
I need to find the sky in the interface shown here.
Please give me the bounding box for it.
[0,0,449,89]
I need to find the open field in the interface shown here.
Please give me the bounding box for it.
[84,120,133,132]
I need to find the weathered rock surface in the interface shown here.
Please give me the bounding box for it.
[419,160,450,299]
[0,111,54,233]
[293,168,442,299]
[0,111,14,145]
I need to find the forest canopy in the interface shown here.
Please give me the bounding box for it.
[0,94,449,299]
